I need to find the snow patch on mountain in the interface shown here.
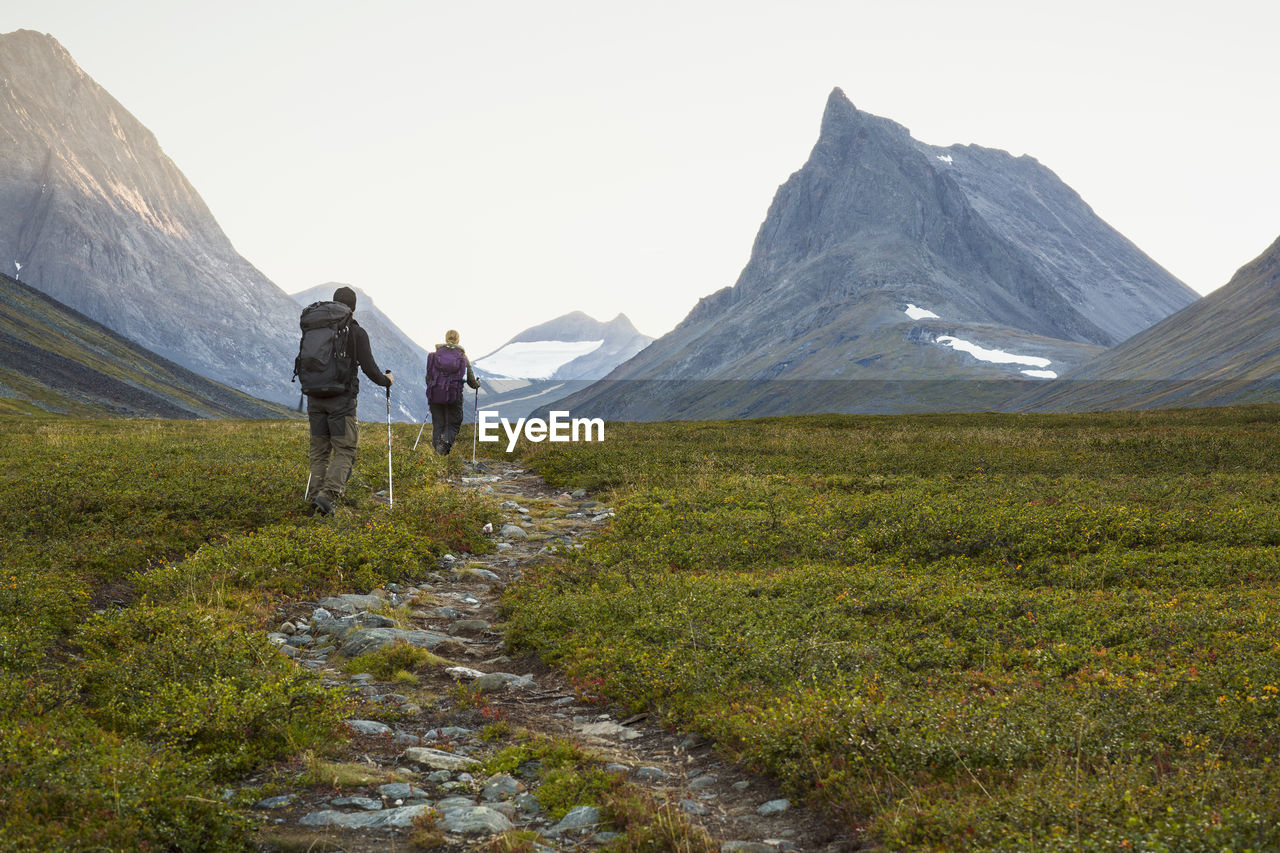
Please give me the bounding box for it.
[935,335,1054,377]
[905,303,940,320]
[475,340,604,379]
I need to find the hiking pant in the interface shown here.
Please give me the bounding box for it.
[307,393,359,500]
[429,400,465,455]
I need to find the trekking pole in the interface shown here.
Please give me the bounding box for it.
[305,472,311,500]
[413,409,428,451]
[385,379,394,509]
[471,385,480,464]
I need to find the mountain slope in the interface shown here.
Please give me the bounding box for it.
[0,30,302,408]
[0,271,294,418]
[548,89,1196,421]
[1016,235,1280,411]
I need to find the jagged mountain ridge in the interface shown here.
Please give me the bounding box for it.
[0,271,294,418]
[471,311,655,421]
[0,30,303,409]
[477,311,654,380]
[547,89,1198,420]
[1016,234,1280,411]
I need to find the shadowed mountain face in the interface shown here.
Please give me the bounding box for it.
[548,89,1198,421]
[0,30,302,407]
[1016,235,1280,412]
[0,271,294,418]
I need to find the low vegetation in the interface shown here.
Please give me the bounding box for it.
[502,406,1280,850]
[0,416,490,850]
[7,406,1280,850]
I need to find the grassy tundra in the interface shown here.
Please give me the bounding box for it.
[504,406,1280,851]
[0,417,489,850]
[3,407,1280,850]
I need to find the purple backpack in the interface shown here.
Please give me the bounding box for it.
[426,346,467,404]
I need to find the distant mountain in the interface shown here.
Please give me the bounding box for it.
[291,283,430,422]
[1016,235,1280,411]
[476,312,653,380]
[548,89,1197,421]
[472,312,653,419]
[0,271,293,418]
[0,30,302,409]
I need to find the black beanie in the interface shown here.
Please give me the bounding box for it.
[333,286,357,311]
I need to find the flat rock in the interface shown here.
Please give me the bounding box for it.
[330,796,382,811]
[756,798,791,816]
[316,593,383,613]
[575,719,641,741]
[298,804,432,829]
[634,766,669,782]
[378,782,430,801]
[474,672,534,693]
[401,747,481,771]
[546,804,602,835]
[253,794,294,810]
[481,773,525,801]
[340,627,450,657]
[499,524,528,539]
[438,805,514,836]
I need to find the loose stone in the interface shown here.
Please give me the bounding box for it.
[330,796,382,811]
[756,798,791,816]
[253,794,295,810]
[378,782,429,802]
[299,804,432,830]
[547,805,602,835]
[438,805,515,836]
[401,747,481,771]
[481,773,525,801]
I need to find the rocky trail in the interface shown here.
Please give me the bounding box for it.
[251,460,851,852]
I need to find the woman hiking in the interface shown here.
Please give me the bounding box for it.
[425,329,481,456]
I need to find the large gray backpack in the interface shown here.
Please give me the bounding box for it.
[293,301,354,396]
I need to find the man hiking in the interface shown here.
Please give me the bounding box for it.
[425,329,481,456]
[295,285,393,516]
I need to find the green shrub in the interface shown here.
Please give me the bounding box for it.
[75,603,349,778]
[0,709,250,851]
[345,640,453,681]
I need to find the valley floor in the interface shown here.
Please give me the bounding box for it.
[254,460,844,852]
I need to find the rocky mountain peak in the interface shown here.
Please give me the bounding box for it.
[0,30,316,411]
[545,93,1199,421]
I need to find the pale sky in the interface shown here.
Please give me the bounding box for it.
[7,1,1279,357]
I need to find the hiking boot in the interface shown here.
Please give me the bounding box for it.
[312,494,334,517]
